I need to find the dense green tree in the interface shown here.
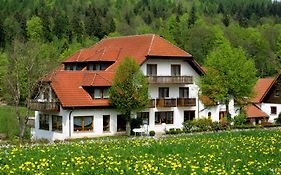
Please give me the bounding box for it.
[26,16,43,41]
[188,4,197,28]
[0,19,4,48]
[199,40,257,120]
[70,15,84,42]
[109,57,149,136]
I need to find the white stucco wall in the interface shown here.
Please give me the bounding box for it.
[33,107,122,140]
[33,58,240,140]
[140,58,200,77]
[260,103,281,122]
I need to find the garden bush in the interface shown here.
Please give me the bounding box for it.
[149,130,155,136]
[275,112,281,124]
[234,113,247,126]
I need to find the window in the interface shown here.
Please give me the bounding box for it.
[159,87,169,98]
[137,112,149,125]
[92,88,110,99]
[171,64,181,76]
[147,64,157,76]
[275,89,280,97]
[94,89,101,99]
[103,88,109,99]
[103,115,110,132]
[87,62,112,71]
[271,106,277,114]
[64,64,84,71]
[155,111,173,124]
[52,115,62,132]
[39,114,49,130]
[184,111,195,122]
[117,115,126,131]
[179,87,189,98]
[208,112,212,119]
[74,116,93,132]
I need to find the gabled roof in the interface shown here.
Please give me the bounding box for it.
[252,71,281,103]
[245,104,269,118]
[43,34,204,107]
[50,71,111,107]
[63,34,197,71]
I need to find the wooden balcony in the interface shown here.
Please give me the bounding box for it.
[177,98,196,107]
[147,99,155,108]
[156,98,177,107]
[147,76,193,84]
[28,100,60,112]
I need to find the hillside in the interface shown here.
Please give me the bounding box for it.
[0,0,281,100]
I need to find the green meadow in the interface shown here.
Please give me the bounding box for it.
[0,130,280,174]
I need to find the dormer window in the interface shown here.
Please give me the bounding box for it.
[92,88,109,99]
[87,62,113,71]
[64,63,85,71]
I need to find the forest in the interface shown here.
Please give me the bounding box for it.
[0,0,281,103]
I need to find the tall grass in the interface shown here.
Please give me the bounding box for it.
[0,105,29,138]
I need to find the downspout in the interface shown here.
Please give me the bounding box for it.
[68,109,73,138]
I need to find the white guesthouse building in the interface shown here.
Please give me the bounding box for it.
[30,34,239,140]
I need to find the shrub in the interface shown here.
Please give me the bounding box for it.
[168,128,176,134]
[182,120,193,133]
[211,121,220,132]
[219,118,231,130]
[234,114,247,126]
[192,118,212,131]
[176,128,182,134]
[275,112,281,124]
[149,130,155,136]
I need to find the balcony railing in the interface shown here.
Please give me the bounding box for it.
[177,98,196,107]
[149,98,196,108]
[156,98,177,107]
[147,76,193,84]
[28,100,60,112]
[147,99,155,108]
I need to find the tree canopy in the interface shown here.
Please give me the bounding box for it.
[109,57,149,135]
[199,40,257,118]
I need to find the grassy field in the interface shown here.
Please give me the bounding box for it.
[0,105,31,139]
[0,105,19,138]
[0,130,280,174]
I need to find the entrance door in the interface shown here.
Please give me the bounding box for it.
[117,115,126,132]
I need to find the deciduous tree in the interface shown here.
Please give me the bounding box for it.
[109,57,149,136]
[199,40,257,120]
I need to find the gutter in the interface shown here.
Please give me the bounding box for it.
[68,109,73,138]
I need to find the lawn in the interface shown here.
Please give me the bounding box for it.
[0,105,31,138]
[0,105,18,137]
[0,130,280,174]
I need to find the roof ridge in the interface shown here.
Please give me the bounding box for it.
[151,35,191,56]
[147,34,155,55]
[96,72,112,85]
[102,34,155,41]
[91,73,97,86]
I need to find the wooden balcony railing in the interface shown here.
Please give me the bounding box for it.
[177,98,196,107]
[28,100,60,112]
[147,99,155,108]
[147,76,193,84]
[156,98,177,107]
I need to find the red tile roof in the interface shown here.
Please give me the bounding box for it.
[252,77,275,103]
[50,71,111,107]
[44,34,204,107]
[64,34,192,70]
[245,104,269,118]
